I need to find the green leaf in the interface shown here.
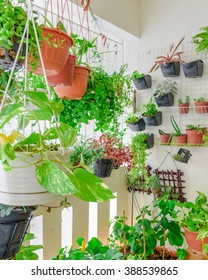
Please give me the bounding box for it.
[69,168,116,202]
[36,161,77,195]
[16,132,40,146]
[4,142,15,160]
[198,229,208,240]
[2,159,12,172]
[25,109,52,121]
[177,248,186,260]
[23,91,52,113]
[0,104,25,129]
[76,237,85,247]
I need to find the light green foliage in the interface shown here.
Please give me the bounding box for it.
[192,25,208,53]
[154,79,178,97]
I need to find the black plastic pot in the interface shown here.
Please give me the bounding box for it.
[174,148,192,163]
[143,111,162,126]
[154,92,174,107]
[145,134,154,149]
[93,158,114,178]
[0,207,35,259]
[0,38,26,70]
[182,60,203,78]
[133,75,152,90]
[127,118,146,131]
[160,62,180,77]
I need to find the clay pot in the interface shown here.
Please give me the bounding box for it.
[47,55,76,86]
[184,227,208,255]
[160,134,172,144]
[195,101,208,114]
[173,134,187,146]
[178,103,189,114]
[54,65,90,100]
[186,129,206,145]
[30,26,73,76]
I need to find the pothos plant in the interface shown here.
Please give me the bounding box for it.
[0,72,115,204]
[54,64,133,134]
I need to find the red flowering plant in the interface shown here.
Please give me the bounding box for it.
[69,134,133,171]
[150,36,185,72]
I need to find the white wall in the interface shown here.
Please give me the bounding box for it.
[134,0,208,205]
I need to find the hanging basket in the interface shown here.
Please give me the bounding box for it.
[47,55,76,86]
[174,148,192,163]
[30,26,73,76]
[143,111,162,126]
[133,75,152,90]
[54,65,90,100]
[0,151,71,206]
[0,207,36,259]
[126,118,146,131]
[154,92,174,107]
[160,62,180,77]
[0,36,26,70]
[182,60,203,78]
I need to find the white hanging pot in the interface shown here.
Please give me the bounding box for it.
[0,150,71,206]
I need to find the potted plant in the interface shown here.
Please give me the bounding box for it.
[140,97,162,126]
[132,70,152,90]
[172,148,192,164]
[178,96,190,114]
[192,25,208,53]
[0,204,38,259]
[153,79,178,107]
[181,60,204,78]
[177,192,208,258]
[158,129,172,144]
[0,0,43,71]
[150,37,185,77]
[53,33,99,99]
[170,115,187,146]
[186,125,207,145]
[54,64,133,135]
[194,97,208,114]
[69,133,132,178]
[125,112,146,131]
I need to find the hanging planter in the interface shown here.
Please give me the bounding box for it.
[93,158,114,178]
[145,133,154,149]
[30,26,73,76]
[0,151,72,206]
[126,118,146,131]
[154,92,174,107]
[173,148,192,163]
[133,75,152,90]
[54,65,90,100]
[0,206,36,259]
[143,111,162,126]
[182,60,203,78]
[47,55,76,86]
[160,62,180,77]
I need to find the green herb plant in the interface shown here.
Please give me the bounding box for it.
[154,79,178,97]
[131,70,145,79]
[140,97,159,117]
[170,115,183,136]
[178,96,190,104]
[192,26,208,53]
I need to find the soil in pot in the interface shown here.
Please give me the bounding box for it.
[148,247,178,260]
[178,103,189,114]
[160,62,180,77]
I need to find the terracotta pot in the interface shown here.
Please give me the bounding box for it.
[184,227,208,255]
[195,101,208,114]
[30,26,73,76]
[178,103,189,114]
[186,129,206,145]
[173,134,187,146]
[47,55,76,86]
[54,65,90,100]
[160,134,172,144]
